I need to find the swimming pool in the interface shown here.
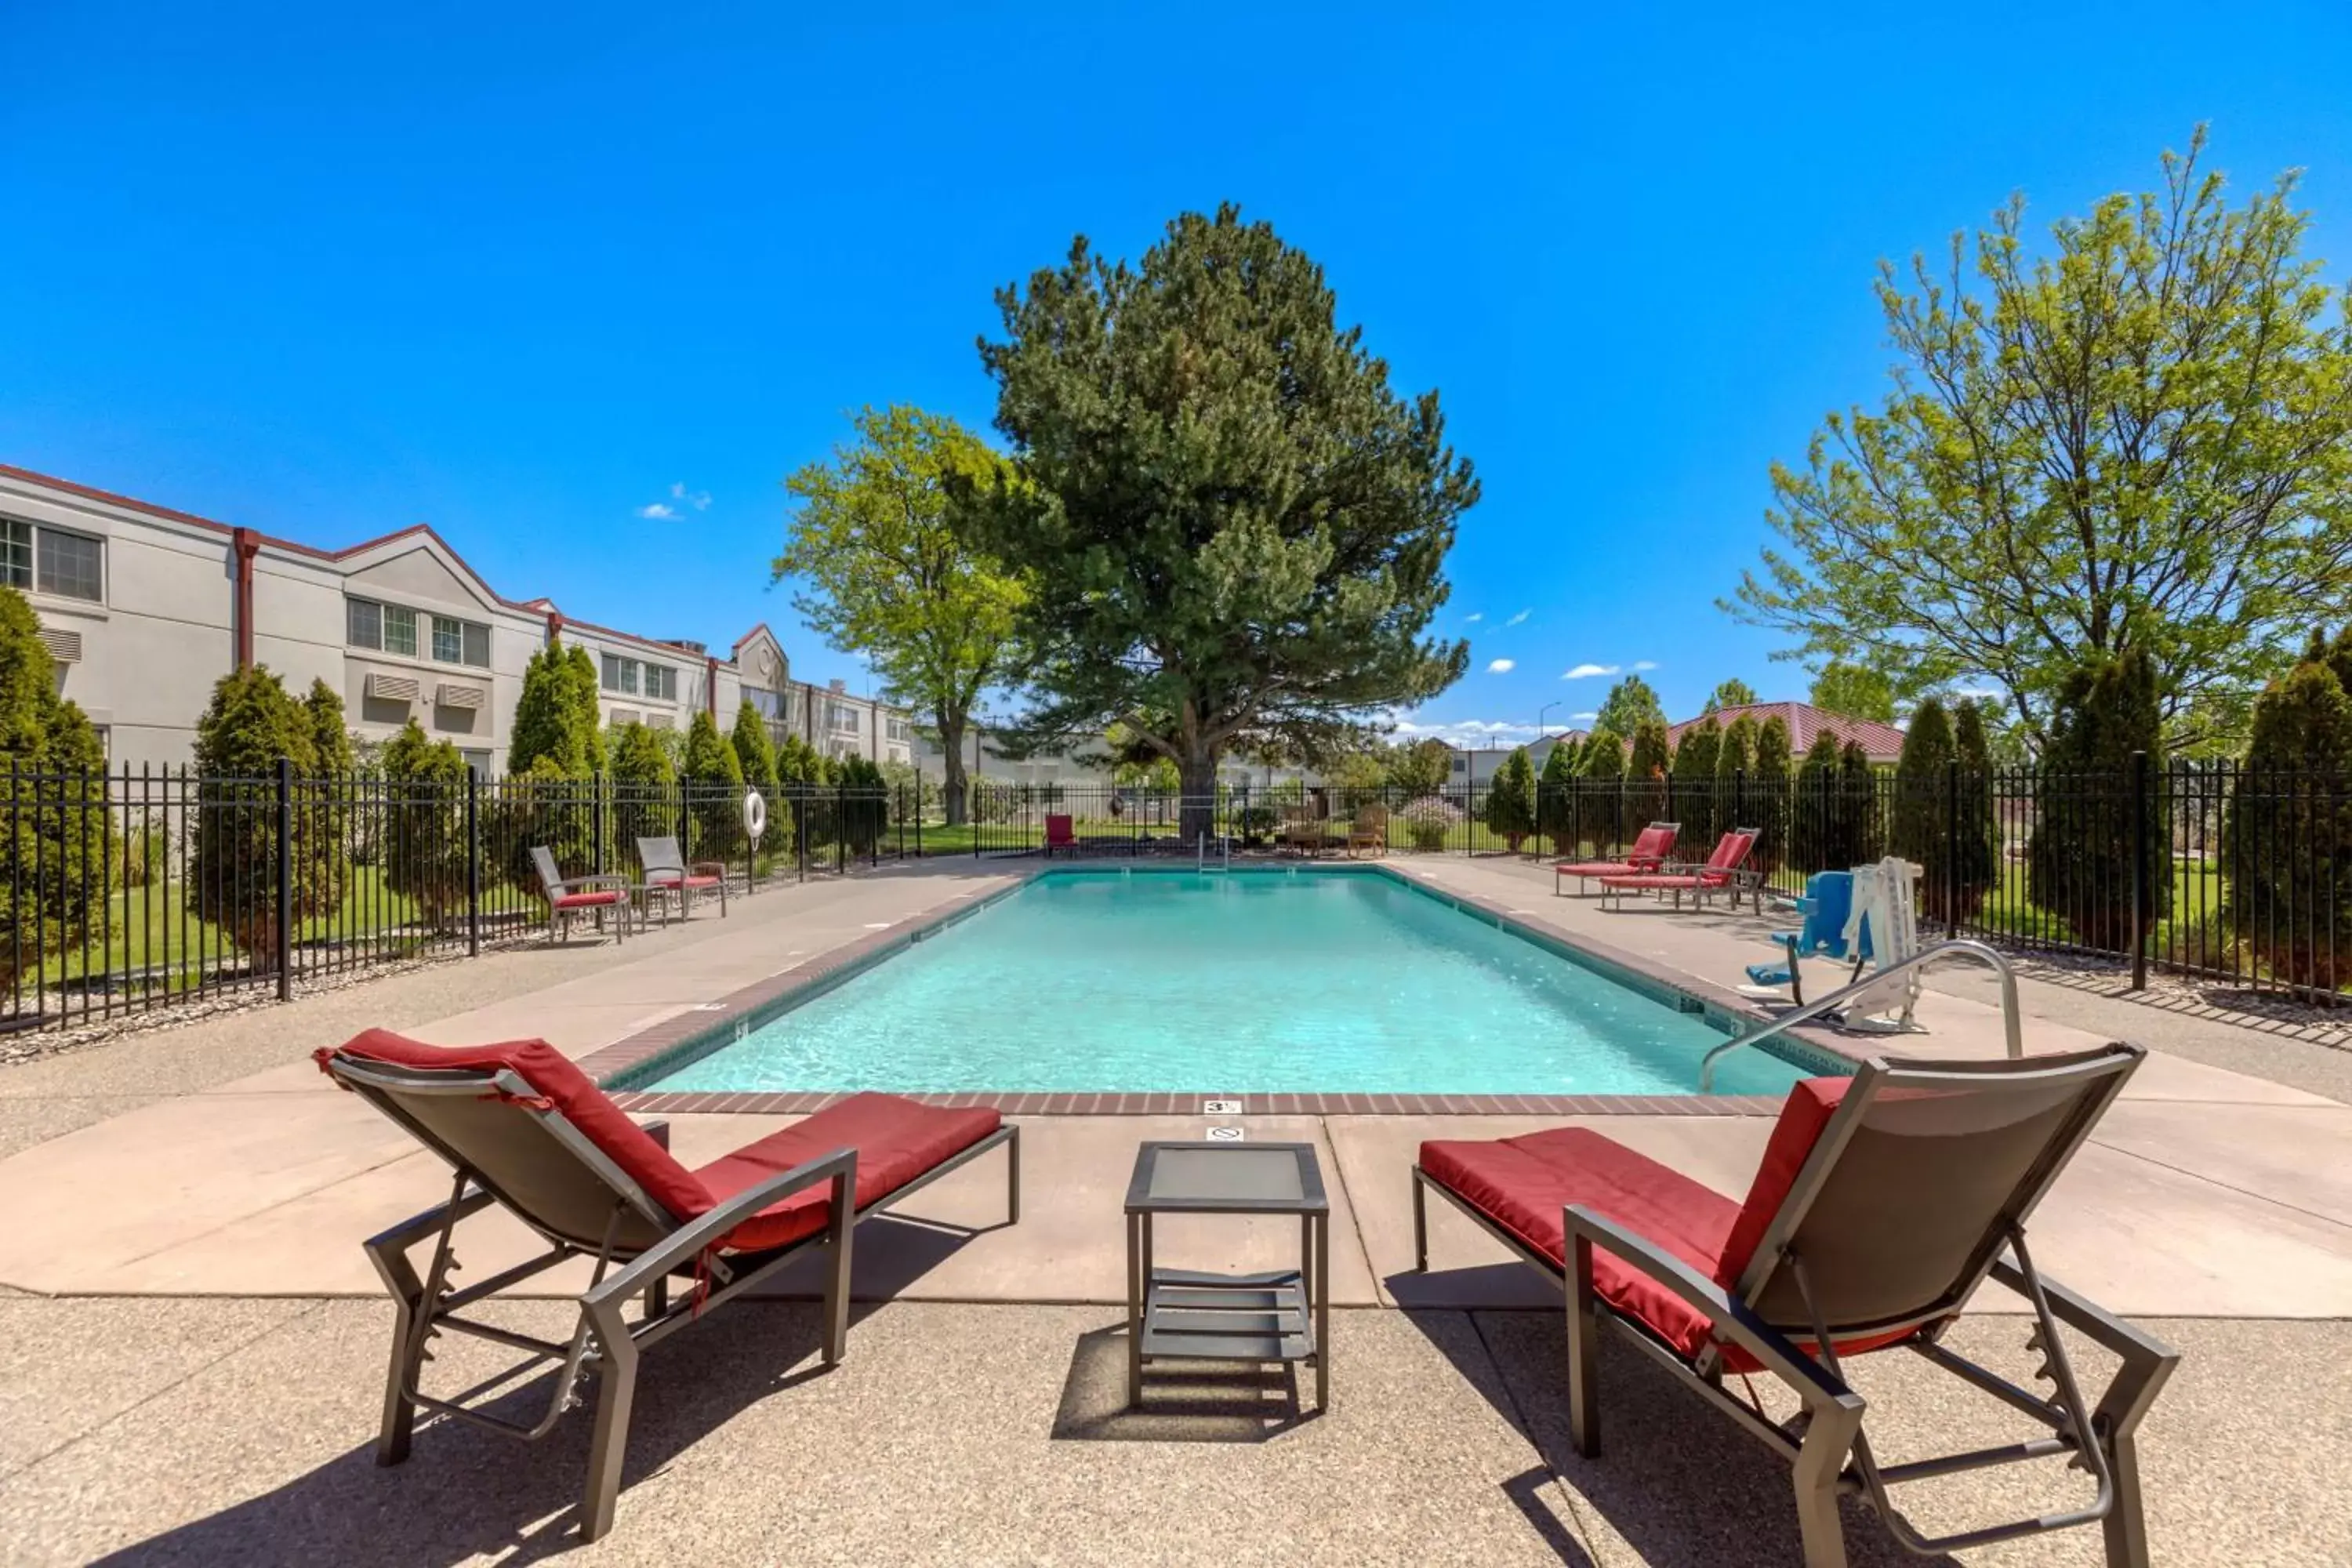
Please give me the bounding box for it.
[636,869,1813,1098]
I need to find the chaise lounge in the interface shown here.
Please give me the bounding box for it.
[1410,1043,2173,1568]
[1554,821,1678,895]
[1597,826,1759,911]
[316,1029,1019,1541]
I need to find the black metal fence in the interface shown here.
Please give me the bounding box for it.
[963,761,2352,1004]
[9,757,2349,1033]
[0,763,915,1033]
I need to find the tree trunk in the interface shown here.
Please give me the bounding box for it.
[1178,747,1219,848]
[937,710,967,826]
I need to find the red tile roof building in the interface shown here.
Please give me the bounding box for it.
[1665,702,1906,764]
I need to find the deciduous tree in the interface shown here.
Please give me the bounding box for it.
[1594,674,1664,739]
[1731,132,2352,749]
[1808,662,1897,724]
[1703,678,1758,713]
[779,405,1025,826]
[975,204,1473,841]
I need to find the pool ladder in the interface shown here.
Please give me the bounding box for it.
[1697,939,2024,1093]
[1196,831,1230,873]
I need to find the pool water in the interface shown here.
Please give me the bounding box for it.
[646,869,1810,1098]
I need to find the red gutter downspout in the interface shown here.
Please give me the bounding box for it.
[230,528,261,670]
[706,655,720,719]
[545,609,564,644]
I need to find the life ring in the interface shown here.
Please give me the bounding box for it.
[742,789,768,840]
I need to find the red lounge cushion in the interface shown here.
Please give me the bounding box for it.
[1421,1128,1738,1362]
[552,890,625,909]
[1597,873,1717,890]
[1715,1078,1849,1287]
[321,1030,715,1225]
[695,1092,1002,1252]
[646,873,722,888]
[1555,860,1638,877]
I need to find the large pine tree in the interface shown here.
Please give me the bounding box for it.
[976,205,1473,840]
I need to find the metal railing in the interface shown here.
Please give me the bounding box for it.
[1698,938,2024,1093]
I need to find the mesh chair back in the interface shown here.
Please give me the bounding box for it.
[1737,1044,2140,1338]
[328,1059,680,1254]
[528,845,566,897]
[637,836,687,878]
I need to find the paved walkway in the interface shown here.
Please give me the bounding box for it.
[0,855,2345,1561]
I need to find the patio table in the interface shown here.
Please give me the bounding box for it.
[1122,1140,1330,1410]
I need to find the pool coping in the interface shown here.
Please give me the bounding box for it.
[576,858,1870,1117]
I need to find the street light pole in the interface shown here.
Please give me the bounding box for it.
[1537,700,1560,739]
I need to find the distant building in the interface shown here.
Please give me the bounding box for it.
[1445,730,1585,786]
[0,464,913,773]
[1665,702,1905,764]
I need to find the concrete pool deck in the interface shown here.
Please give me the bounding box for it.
[2,855,2350,1562]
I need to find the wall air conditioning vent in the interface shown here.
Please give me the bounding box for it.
[608,708,640,727]
[37,627,82,664]
[436,683,486,710]
[644,713,674,731]
[365,673,422,704]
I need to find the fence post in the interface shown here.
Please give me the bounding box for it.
[274,756,293,1000]
[1943,758,1960,940]
[593,772,607,876]
[2129,748,2150,990]
[466,770,481,958]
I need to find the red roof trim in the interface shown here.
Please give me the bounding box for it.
[0,461,742,663]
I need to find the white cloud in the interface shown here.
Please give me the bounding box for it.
[1561,662,1618,680]
[1632,659,1659,671]
[670,481,713,510]
[1572,711,1599,721]
[1504,608,1530,626]
[1464,612,1483,623]
[1486,658,1516,673]
[637,503,680,521]
[1388,714,1542,747]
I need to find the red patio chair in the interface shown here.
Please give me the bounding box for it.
[316,1029,1019,1541]
[1044,813,1077,855]
[1411,1043,2173,1568]
[1554,821,1679,895]
[1597,827,1760,910]
[528,845,632,945]
[637,833,727,923]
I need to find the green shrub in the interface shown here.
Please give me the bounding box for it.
[1671,717,1721,843]
[380,719,472,927]
[1788,730,1846,873]
[0,586,111,987]
[681,710,746,862]
[1396,795,1461,851]
[1483,746,1537,851]
[2028,648,2169,953]
[1714,713,1756,839]
[188,665,342,968]
[1624,719,1671,845]
[729,699,793,859]
[1750,715,1792,875]
[1576,725,1625,853]
[2226,641,2352,993]
[609,722,677,860]
[1536,737,1577,855]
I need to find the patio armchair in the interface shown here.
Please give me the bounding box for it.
[1410,1042,2172,1568]
[1554,822,1679,896]
[315,1029,1019,1541]
[528,845,632,945]
[1596,827,1760,911]
[636,834,727,923]
[1346,803,1389,858]
[1278,807,1327,856]
[1043,813,1078,856]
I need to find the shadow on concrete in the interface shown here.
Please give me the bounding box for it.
[91,1302,843,1566]
[1397,1301,1962,1568]
[1047,1321,1316,1444]
[743,1208,1014,1302]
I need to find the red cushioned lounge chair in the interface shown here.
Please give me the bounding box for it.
[317,1029,1018,1541]
[1043,812,1077,856]
[637,833,727,923]
[1411,1044,2174,1568]
[1597,826,1760,912]
[528,845,633,945]
[1554,821,1678,896]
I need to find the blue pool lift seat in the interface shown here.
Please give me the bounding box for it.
[1740,869,1870,1004]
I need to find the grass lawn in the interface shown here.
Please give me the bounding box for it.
[36,865,444,985]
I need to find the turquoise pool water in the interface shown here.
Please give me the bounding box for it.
[646,869,1809,1097]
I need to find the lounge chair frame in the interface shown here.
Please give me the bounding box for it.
[332,1056,1019,1541]
[1410,1048,2176,1568]
[1552,821,1679,896]
[529,845,633,945]
[635,834,728,924]
[1596,826,1762,913]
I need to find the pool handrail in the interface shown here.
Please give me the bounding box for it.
[1699,938,2024,1093]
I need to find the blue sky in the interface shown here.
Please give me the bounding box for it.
[5,3,2349,746]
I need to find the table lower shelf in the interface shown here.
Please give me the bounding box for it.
[1140,1267,1316,1363]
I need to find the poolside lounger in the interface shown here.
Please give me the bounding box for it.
[1553,822,1678,895]
[317,1029,1018,1541]
[1043,813,1078,855]
[528,845,633,946]
[1410,1042,2173,1568]
[636,834,728,922]
[1740,869,1865,1004]
[1597,827,1759,911]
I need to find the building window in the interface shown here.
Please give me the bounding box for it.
[827,702,858,731]
[346,597,484,666]
[0,518,104,603]
[886,716,910,742]
[1451,755,1468,774]
[600,653,674,702]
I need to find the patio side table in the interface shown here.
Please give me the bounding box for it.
[1122,1141,1330,1410]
